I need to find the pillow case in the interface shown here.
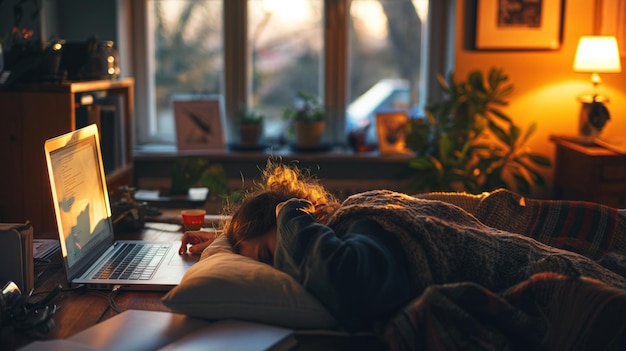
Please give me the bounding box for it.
[162,235,338,330]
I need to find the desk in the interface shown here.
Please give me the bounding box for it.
[1,226,199,351]
[550,136,626,207]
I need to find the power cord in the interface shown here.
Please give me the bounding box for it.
[2,282,126,338]
[1,282,65,339]
[96,285,122,323]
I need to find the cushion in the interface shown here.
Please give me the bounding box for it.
[162,235,338,330]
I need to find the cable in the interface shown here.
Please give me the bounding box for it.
[2,282,64,338]
[96,285,122,323]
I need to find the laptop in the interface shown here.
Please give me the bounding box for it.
[44,124,194,291]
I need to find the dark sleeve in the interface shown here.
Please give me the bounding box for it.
[273,200,412,332]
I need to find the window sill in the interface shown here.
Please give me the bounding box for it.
[133,143,413,163]
[133,143,415,197]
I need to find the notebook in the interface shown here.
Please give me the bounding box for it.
[20,310,297,351]
[44,124,194,291]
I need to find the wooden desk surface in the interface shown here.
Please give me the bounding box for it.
[2,225,200,351]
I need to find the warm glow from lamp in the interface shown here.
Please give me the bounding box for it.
[572,36,622,137]
[573,36,622,87]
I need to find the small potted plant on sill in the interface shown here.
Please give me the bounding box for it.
[235,107,264,147]
[283,91,326,148]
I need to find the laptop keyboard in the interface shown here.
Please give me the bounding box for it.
[92,243,170,280]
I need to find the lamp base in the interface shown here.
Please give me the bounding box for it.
[578,97,610,137]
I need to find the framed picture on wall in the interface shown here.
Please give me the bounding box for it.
[376,111,411,154]
[475,0,564,50]
[173,96,225,151]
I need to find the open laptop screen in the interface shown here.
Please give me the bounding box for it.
[45,125,114,270]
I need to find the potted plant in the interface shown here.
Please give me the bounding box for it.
[404,67,551,195]
[283,91,326,148]
[235,107,264,147]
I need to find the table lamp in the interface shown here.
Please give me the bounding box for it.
[573,35,622,136]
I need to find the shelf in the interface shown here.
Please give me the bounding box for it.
[0,79,134,236]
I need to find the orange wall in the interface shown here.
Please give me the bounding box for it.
[454,0,626,198]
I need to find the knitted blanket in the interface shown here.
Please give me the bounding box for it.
[326,190,626,295]
[326,190,626,349]
[383,272,626,351]
[474,188,626,259]
[416,188,626,259]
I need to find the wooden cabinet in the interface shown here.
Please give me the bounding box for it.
[0,79,134,236]
[551,136,626,208]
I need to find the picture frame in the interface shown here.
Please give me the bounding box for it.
[173,95,225,151]
[475,0,564,50]
[376,111,411,154]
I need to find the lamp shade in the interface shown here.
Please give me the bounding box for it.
[573,36,622,73]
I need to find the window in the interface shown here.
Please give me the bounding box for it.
[132,0,445,147]
[348,0,429,144]
[134,0,224,144]
[248,0,324,140]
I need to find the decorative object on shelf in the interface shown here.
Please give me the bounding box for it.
[347,123,375,153]
[0,0,66,86]
[404,67,551,195]
[572,35,622,137]
[1,36,65,86]
[111,185,148,232]
[235,107,264,147]
[376,110,411,154]
[474,0,564,50]
[173,95,225,151]
[60,36,121,81]
[283,91,326,148]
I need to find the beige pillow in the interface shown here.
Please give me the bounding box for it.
[162,235,338,330]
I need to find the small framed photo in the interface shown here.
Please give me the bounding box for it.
[376,111,411,154]
[173,95,225,151]
[475,0,564,50]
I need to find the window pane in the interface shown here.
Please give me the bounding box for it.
[248,0,324,141]
[347,0,429,145]
[149,0,223,143]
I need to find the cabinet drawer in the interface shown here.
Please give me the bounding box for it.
[601,164,626,182]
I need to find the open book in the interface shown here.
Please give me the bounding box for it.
[20,310,297,351]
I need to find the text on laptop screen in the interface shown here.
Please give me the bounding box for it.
[49,134,113,267]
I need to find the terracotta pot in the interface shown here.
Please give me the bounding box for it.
[238,123,262,146]
[295,120,325,148]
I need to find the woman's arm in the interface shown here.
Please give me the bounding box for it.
[273,200,411,331]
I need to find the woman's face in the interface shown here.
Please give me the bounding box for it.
[238,227,277,265]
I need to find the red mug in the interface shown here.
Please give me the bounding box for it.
[181,209,206,231]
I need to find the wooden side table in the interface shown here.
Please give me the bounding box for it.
[550,136,626,208]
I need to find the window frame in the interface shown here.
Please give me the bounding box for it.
[128,0,453,146]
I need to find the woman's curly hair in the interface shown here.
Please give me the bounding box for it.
[223,159,340,252]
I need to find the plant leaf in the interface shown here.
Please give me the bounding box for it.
[527,153,552,167]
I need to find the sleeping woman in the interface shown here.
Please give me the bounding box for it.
[179,160,626,350]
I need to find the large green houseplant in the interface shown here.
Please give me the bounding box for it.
[283,91,325,148]
[404,67,551,195]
